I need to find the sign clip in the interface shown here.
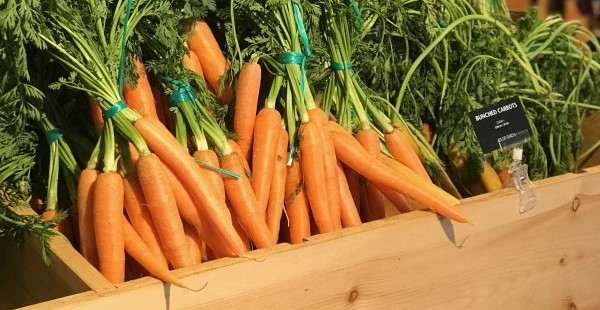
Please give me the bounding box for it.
[508,147,537,213]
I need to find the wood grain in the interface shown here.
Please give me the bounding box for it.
[21,168,600,310]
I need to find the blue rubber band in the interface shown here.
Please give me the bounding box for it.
[291,0,311,57]
[330,61,353,71]
[279,52,307,94]
[46,129,63,144]
[162,76,197,107]
[347,0,363,29]
[102,100,128,120]
[286,145,296,167]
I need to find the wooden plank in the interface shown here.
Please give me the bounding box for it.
[21,168,600,309]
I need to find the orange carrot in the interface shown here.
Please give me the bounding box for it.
[380,155,459,206]
[228,140,251,176]
[299,122,334,233]
[308,108,342,230]
[123,217,189,288]
[229,208,252,252]
[134,118,245,255]
[251,108,282,213]
[123,57,160,121]
[93,172,125,284]
[183,50,204,77]
[233,63,261,162]
[384,128,431,182]
[285,158,311,244]
[356,129,386,221]
[343,164,361,213]
[329,125,469,223]
[221,153,275,249]
[136,154,192,269]
[89,98,104,135]
[77,168,100,268]
[123,173,169,267]
[266,129,288,239]
[378,185,412,213]
[422,122,433,144]
[193,150,225,200]
[336,161,362,228]
[187,20,234,105]
[183,222,203,265]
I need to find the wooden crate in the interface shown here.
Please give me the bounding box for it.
[13,165,600,310]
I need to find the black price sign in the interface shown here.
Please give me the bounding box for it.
[469,97,532,153]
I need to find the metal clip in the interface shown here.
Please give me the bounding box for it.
[509,147,537,213]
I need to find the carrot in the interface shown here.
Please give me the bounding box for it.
[481,162,503,193]
[299,122,334,233]
[134,117,245,255]
[183,222,203,265]
[123,57,160,121]
[384,128,431,182]
[228,140,251,176]
[136,154,192,269]
[77,168,100,268]
[343,164,361,213]
[498,166,509,186]
[378,185,412,213]
[56,215,75,245]
[266,129,288,240]
[230,209,252,252]
[233,63,261,162]
[193,150,225,200]
[89,98,104,135]
[159,158,233,257]
[150,84,171,128]
[123,217,189,288]
[329,126,469,223]
[123,173,169,267]
[93,172,125,284]
[251,108,282,213]
[421,122,433,144]
[285,158,311,244]
[336,161,362,228]
[308,108,342,230]
[187,20,234,105]
[356,129,386,221]
[220,153,275,249]
[380,155,460,206]
[183,50,204,77]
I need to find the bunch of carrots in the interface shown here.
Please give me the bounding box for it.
[32,0,470,289]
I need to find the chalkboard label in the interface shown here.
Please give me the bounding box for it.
[469,97,532,153]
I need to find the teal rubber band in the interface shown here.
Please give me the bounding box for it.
[278,52,305,65]
[195,158,240,179]
[286,145,296,166]
[439,20,448,29]
[279,51,307,94]
[117,0,134,97]
[103,100,127,120]
[330,61,353,71]
[347,0,363,29]
[291,0,311,57]
[168,84,197,107]
[162,76,197,107]
[46,129,63,144]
